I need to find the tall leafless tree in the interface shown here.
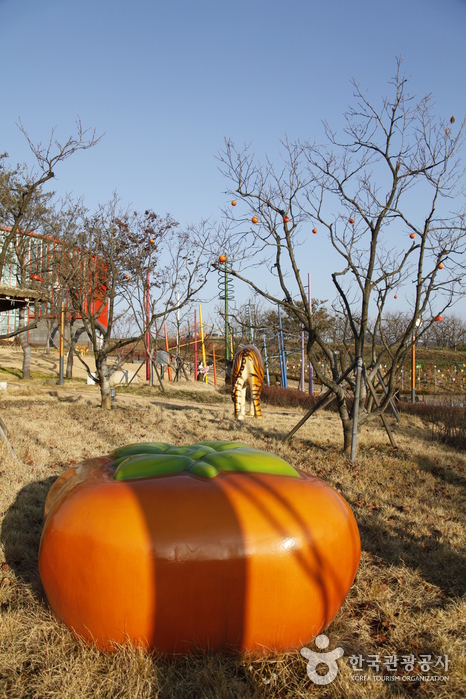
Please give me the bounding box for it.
[0,119,102,279]
[0,121,101,454]
[60,195,218,409]
[0,120,102,364]
[218,60,466,453]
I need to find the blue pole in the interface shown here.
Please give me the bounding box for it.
[263,335,270,386]
[277,305,288,389]
[301,325,305,392]
[277,333,283,384]
[308,272,313,395]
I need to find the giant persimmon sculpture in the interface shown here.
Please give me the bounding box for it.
[39,441,360,654]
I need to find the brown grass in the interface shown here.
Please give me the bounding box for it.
[0,377,465,698]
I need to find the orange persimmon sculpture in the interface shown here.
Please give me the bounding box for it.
[39,441,361,654]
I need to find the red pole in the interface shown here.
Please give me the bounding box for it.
[146,271,150,381]
[212,343,217,386]
[194,309,198,381]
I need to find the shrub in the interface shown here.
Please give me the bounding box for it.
[398,399,466,449]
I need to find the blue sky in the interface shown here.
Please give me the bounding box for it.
[2,0,466,324]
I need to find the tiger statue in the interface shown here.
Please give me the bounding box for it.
[231,345,265,420]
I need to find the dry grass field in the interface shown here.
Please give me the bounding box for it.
[0,350,465,698]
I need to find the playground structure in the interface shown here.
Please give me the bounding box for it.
[38,441,361,654]
[0,226,109,343]
[218,254,234,362]
[108,300,466,403]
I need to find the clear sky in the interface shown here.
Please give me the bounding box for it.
[2,0,466,324]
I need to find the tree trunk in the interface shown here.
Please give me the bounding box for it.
[18,307,31,380]
[66,319,82,379]
[45,319,52,354]
[342,419,353,455]
[66,346,74,379]
[96,355,112,410]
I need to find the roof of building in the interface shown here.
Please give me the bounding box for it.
[0,284,49,312]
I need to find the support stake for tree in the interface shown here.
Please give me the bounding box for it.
[376,369,400,422]
[128,358,146,386]
[366,373,397,449]
[283,360,357,443]
[151,359,165,392]
[350,357,363,463]
[0,422,17,459]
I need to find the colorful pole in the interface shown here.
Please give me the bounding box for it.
[57,301,65,385]
[308,272,313,395]
[194,309,198,381]
[176,292,180,356]
[224,259,230,361]
[199,304,207,383]
[248,300,253,344]
[212,344,217,386]
[411,335,416,403]
[301,324,305,392]
[277,334,283,382]
[263,335,270,386]
[164,323,172,381]
[277,305,287,389]
[146,271,150,381]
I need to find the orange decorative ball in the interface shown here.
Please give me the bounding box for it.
[312,228,317,234]
[252,216,259,224]
[349,218,354,224]
[438,263,444,269]
[394,294,398,299]
[39,442,360,655]
[219,255,227,263]
[410,233,415,240]
[231,200,237,206]
[283,216,290,223]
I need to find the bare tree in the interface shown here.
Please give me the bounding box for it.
[0,121,101,455]
[425,313,466,349]
[0,120,101,277]
[218,60,466,454]
[60,195,217,409]
[0,119,102,363]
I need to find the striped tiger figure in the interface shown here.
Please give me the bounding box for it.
[231,345,265,420]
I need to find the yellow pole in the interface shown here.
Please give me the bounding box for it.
[199,304,207,383]
[58,301,65,385]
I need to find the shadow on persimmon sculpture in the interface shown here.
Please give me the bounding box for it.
[38,441,361,654]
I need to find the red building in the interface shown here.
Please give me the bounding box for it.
[0,226,108,346]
